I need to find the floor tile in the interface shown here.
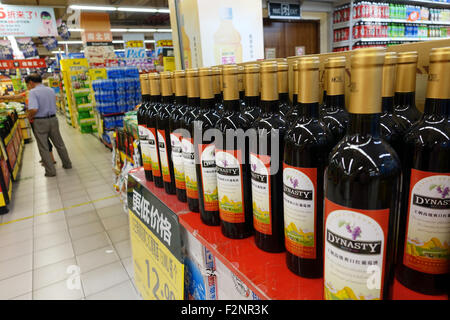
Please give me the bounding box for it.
[106,225,130,244]
[113,239,131,260]
[86,280,138,300]
[0,254,33,281]
[34,229,71,252]
[33,258,78,290]
[69,221,104,241]
[101,214,128,231]
[121,257,134,280]
[76,245,119,273]
[33,242,74,269]
[64,204,96,217]
[33,219,68,238]
[0,227,33,248]
[93,197,121,210]
[0,239,33,262]
[80,261,129,297]
[96,205,125,219]
[0,218,33,235]
[66,211,99,229]
[0,271,32,300]
[11,292,33,300]
[72,232,111,256]
[34,212,66,225]
[33,279,84,300]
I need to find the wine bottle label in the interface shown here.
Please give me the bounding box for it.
[182,137,198,199]
[157,130,171,183]
[216,149,245,223]
[324,198,389,300]
[283,164,317,259]
[250,153,272,235]
[138,125,152,172]
[199,143,219,211]
[170,133,185,190]
[403,169,450,275]
[148,127,161,177]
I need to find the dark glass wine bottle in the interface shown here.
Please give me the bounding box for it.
[324,48,401,300]
[380,52,403,155]
[320,56,349,145]
[182,69,201,213]
[242,63,261,124]
[284,57,333,277]
[212,66,224,114]
[291,60,299,106]
[393,51,422,133]
[319,65,327,113]
[137,73,153,181]
[146,73,163,188]
[278,60,291,116]
[396,47,450,296]
[238,65,246,111]
[285,60,301,127]
[156,72,176,195]
[170,70,188,202]
[252,61,287,252]
[194,68,221,226]
[215,64,253,239]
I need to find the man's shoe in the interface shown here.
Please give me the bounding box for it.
[63,165,72,169]
[45,173,56,177]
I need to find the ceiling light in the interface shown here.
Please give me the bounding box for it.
[156,29,172,32]
[112,40,124,44]
[157,9,170,13]
[128,29,157,32]
[69,5,117,11]
[144,40,155,43]
[59,40,83,44]
[118,8,158,13]
[50,57,56,60]
[111,29,128,32]
[51,50,63,53]
[68,28,83,32]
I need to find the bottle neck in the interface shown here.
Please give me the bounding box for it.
[325,94,345,110]
[348,113,380,137]
[161,95,173,103]
[260,100,280,114]
[394,92,415,108]
[215,93,223,104]
[187,97,200,107]
[279,92,289,104]
[149,95,161,102]
[423,98,449,117]
[298,102,319,119]
[142,94,150,102]
[200,98,215,111]
[322,91,327,103]
[244,96,259,109]
[175,95,187,105]
[239,91,245,101]
[381,96,394,113]
[223,99,241,112]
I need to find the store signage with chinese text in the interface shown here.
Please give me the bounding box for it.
[123,33,146,60]
[268,2,301,20]
[0,59,46,70]
[0,5,58,37]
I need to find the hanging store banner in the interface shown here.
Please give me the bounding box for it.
[0,59,46,70]
[16,38,38,58]
[0,5,58,37]
[56,19,71,40]
[123,33,146,60]
[154,33,174,72]
[40,36,58,51]
[0,40,13,60]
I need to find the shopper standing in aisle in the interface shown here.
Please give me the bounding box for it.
[25,73,72,177]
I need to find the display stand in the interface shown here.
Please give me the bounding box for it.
[128,167,448,300]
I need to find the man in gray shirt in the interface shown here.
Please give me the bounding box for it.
[26,73,72,177]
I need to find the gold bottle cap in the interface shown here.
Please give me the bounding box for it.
[160,71,172,96]
[218,67,224,92]
[277,61,289,94]
[293,60,299,95]
[244,64,260,97]
[223,64,239,101]
[349,47,385,114]
[427,46,450,100]
[395,51,418,93]
[237,65,245,92]
[261,61,278,101]
[186,68,200,98]
[149,72,161,96]
[326,56,346,96]
[174,70,187,97]
[199,67,214,100]
[382,52,398,98]
[298,57,319,104]
[212,67,221,95]
[139,73,150,95]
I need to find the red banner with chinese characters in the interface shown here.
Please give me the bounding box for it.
[0,58,46,69]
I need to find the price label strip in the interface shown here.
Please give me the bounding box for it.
[128,174,184,300]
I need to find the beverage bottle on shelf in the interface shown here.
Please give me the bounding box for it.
[284,56,333,278]
[278,60,291,116]
[216,67,225,114]
[380,52,403,155]
[324,48,402,300]
[396,47,450,296]
[393,51,422,132]
[291,60,299,106]
[251,61,287,253]
[242,63,261,124]
[147,73,164,188]
[183,68,201,212]
[320,56,349,144]
[286,60,301,126]
[212,67,224,114]
[137,73,153,181]
[238,65,246,111]
[157,72,176,195]
[215,64,253,239]
[194,68,221,226]
[320,62,328,113]
[170,70,189,202]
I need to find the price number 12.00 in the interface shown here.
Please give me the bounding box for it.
[145,260,176,300]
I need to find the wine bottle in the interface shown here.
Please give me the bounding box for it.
[238,65,246,110]
[285,60,301,126]
[284,57,333,277]
[393,51,422,132]
[147,73,163,188]
[212,66,224,114]
[137,73,153,181]
[215,64,253,239]
[291,60,299,105]
[324,48,402,300]
[242,63,261,124]
[319,63,328,113]
[195,68,221,226]
[396,47,450,296]
[320,56,349,144]
[157,72,176,195]
[278,60,291,116]
[182,68,201,213]
[170,70,189,202]
[251,61,287,252]
[380,52,403,155]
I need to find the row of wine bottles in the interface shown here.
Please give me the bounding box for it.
[137,46,449,299]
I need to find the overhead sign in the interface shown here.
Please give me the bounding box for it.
[268,2,301,20]
[128,172,184,300]
[0,5,58,37]
[0,59,46,69]
[123,33,146,60]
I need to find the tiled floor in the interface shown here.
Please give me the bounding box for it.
[0,116,140,300]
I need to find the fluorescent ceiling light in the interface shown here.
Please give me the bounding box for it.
[157,9,170,13]
[156,29,172,32]
[59,40,83,44]
[51,50,63,53]
[144,40,155,43]
[69,5,117,11]
[111,29,128,32]
[50,57,56,60]
[112,40,124,44]
[68,28,83,32]
[128,28,157,32]
[118,8,158,13]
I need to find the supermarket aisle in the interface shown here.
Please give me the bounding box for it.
[0,115,140,300]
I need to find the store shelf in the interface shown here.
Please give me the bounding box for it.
[334,36,449,48]
[129,167,449,301]
[368,0,450,8]
[334,18,450,29]
[12,142,23,181]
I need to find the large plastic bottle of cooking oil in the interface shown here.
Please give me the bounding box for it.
[213,7,243,65]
